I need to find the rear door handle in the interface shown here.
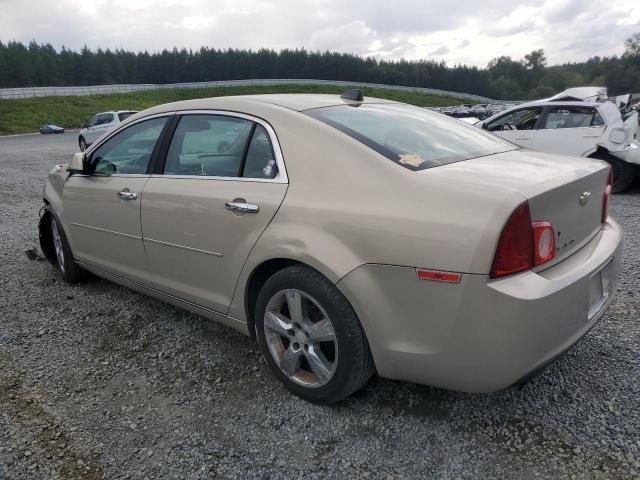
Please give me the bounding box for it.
[225,201,259,213]
[117,189,138,201]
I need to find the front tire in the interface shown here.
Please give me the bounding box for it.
[255,265,374,404]
[50,214,88,283]
[591,152,635,193]
[79,137,87,151]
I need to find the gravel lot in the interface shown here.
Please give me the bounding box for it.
[0,132,639,480]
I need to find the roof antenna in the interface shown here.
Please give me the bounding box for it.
[341,89,364,102]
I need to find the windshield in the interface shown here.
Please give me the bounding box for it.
[305,103,517,170]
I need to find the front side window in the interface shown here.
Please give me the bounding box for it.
[88,115,99,127]
[306,104,516,171]
[486,107,543,132]
[542,106,604,129]
[90,117,167,175]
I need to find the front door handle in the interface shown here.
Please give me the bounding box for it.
[515,137,531,141]
[117,189,138,201]
[225,201,259,213]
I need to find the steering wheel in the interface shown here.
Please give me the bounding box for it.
[502,123,515,131]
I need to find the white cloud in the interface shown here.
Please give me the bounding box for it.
[0,0,639,66]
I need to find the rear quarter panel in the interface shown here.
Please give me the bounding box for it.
[227,107,526,323]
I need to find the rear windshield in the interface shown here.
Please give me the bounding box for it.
[305,103,516,170]
[118,112,137,121]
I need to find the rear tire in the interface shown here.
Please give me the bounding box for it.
[255,265,374,404]
[50,214,89,283]
[591,152,635,193]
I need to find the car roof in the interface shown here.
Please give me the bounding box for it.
[139,94,399,115]
[518,100,603,108]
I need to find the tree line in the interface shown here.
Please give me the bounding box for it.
[0,35,639,100]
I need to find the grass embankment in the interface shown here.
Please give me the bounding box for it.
[0,84,473,135]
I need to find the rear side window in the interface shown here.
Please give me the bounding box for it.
[486,107,543,132]
[306,104,515,170]
[164,115,253,177]
[242,125,277,179]
[542,106,604,129]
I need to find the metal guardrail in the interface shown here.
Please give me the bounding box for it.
[0,79,497,103]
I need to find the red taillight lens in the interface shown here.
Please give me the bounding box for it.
[602,168,612,224]
[490,203,533,279]
[532,222,555,266]
[491,203,556,279]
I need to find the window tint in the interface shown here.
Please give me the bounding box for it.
[542,106,604,129]
[164,115,253,177]
[102,113,115,124]
[118,112,136,122]
[91,117,167,176]
[306,104,515,171]
[88,115,99,127]
[486,108,542,132]
[242,125,277,178]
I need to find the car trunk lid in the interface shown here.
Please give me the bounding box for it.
[422,149,610,268]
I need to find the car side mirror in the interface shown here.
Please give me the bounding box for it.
[67,152,86,174]
[83,122,89,128]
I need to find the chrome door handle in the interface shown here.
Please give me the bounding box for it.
[225,201,259,213]
[117,189,138,200]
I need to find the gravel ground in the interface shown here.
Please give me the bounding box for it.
[0,132,639,480]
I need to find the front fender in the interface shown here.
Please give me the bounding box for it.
[43,163,69,219]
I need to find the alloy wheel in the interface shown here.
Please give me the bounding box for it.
[263,289,338,388]
[51,218,65,274]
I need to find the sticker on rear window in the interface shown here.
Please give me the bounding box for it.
[399,154,425,167]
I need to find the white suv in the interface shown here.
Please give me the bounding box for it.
[78,111,137,151]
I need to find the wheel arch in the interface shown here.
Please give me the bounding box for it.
[586,145,610,158]
[38,202,57,265]
[244,258,317,340]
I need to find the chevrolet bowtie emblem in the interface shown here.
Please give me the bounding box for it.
[579,191,591,206]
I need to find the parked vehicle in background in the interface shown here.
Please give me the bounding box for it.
[39,124,64,134]
[40,92,622,404]
[78,111,137,151]
[478,100,639,192]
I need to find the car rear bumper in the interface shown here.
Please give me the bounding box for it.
[337,218,623,393]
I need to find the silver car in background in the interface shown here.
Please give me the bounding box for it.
[78,110,137,151]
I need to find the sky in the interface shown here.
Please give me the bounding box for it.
[0,0,639,67]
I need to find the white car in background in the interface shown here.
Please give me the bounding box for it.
[78,111,137,151]
[479,95,639,192]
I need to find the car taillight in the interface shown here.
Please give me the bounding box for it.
[602,168,612,224]
[490,202,556,279]
[490,203,533,278]
[532,222,555,266]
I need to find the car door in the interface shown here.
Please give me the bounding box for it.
[484,107,543,147]
[532,105,607,156]
[63,115,171,285]
[141,112,288,315]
